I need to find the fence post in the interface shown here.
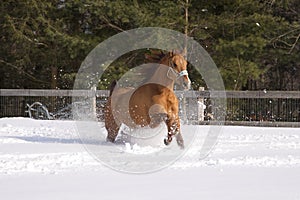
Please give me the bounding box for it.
[91,86,97,119]
[198,87,205,122]
[181,93,187,124]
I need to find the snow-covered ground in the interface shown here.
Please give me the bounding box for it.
[0,117,300,200]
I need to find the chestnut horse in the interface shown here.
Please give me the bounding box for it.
[104,51,191,148]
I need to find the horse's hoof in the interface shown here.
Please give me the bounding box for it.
[106,137,115,143]
[177,140,185,149]
[164,138,171,146]
[179,143,185,149]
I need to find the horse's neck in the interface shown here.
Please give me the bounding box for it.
[149,62,174,90]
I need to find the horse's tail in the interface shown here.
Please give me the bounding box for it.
[109,80,117,96]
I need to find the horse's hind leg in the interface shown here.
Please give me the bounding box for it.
[105,120,120,143]
[105,111,120,142]
[104,100,120,143]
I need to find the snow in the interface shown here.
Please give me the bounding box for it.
[0,117,300,200]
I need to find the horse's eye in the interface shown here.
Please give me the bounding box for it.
[173,63,177,68]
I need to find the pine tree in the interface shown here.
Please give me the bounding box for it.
[1,0,298,90]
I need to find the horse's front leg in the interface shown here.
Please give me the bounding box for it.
[175,131,184,149]
[164,115,184,149]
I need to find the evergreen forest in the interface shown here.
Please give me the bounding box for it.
[1,0,299,90]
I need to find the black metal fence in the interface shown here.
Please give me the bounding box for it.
[225,91,300,122]
[1,89,299,126]
[0,89,109,119]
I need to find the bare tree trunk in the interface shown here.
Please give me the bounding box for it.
[183,0,189,56]
[181,0,190,124]
[51,66,58,89]
[50,66,58,113]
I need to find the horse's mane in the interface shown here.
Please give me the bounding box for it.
[130,50,167,85]
[144,50,167,63]
[144,49,184,62]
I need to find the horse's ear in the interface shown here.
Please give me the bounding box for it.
[171,49,183,56]
[181,48,187,57]
[175,49,187,59]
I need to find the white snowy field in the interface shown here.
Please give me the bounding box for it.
[0,117,300,200]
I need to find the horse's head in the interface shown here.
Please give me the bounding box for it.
[167,51,191,90]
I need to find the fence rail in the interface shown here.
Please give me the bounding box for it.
[1,89,299,126]
[0,89,109,97]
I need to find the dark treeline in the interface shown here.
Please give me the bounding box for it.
[0,0,299,90]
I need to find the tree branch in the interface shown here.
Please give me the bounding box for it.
[102,16,126,32]
[288,32,300,54]
[270,27,300,42]
[0,59,50,85]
